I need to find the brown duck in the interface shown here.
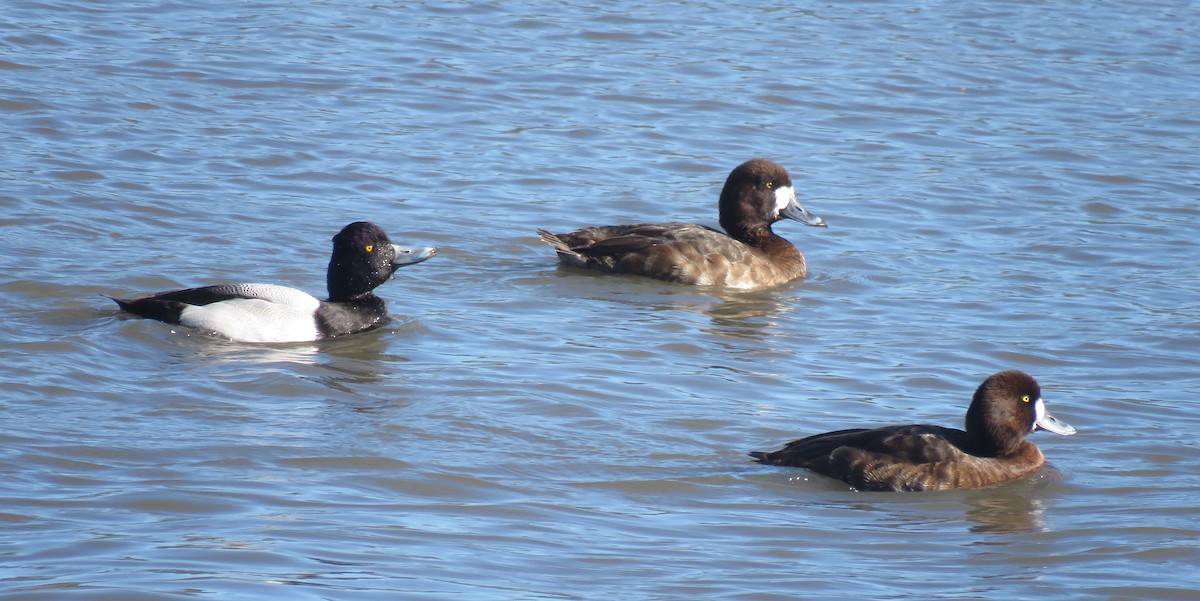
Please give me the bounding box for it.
[538,158,826,290]
[751,370,1077,491]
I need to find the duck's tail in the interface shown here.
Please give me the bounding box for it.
[536,229,583,259]
[103,293,186,324]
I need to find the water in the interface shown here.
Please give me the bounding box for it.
[2,1,1199,599]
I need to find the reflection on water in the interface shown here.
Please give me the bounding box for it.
[182,335,322,364]
[314,326,412,394]
[701,291,800,338]
[964,491,1048,535]
[131,317,427,400]
[4,0,1199,598]
[799,470,1063,536]
[961,469,1071,534]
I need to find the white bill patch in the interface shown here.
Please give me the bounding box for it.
[1032,397,1077,436]
[774,185,796,215]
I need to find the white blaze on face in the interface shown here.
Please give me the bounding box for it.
[774,185,796,216]
[1031,396,1077,435]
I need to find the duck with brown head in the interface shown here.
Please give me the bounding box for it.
[537,158,827,290]
[750,370,1077,491]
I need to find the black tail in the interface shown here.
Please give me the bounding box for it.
[106,295,186,325]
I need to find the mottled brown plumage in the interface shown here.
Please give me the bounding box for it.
[537,159,826,290]
[750,370,1077,491]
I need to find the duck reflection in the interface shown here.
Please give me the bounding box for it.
[963,491,1047,534]
[179,318,419,394]
[313,321,422,392]
[701,292,797,338]
[813,473,1061,536]
[962,468,1069,534]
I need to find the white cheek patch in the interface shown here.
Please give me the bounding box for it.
[1033,397,1046,431]
[774,186,796,214]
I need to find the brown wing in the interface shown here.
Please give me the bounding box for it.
[538,222,803,288]
[752,425,978,491]
[540,223,729,283]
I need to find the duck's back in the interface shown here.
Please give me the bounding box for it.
[752,425,1046,491]
[539,223,804,289]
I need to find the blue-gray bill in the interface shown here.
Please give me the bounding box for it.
[392,245,438,268]
[780,196,827,227]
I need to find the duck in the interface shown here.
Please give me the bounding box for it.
[109,221,436,343]
[750,370,1077,491]
[536,158,826,290]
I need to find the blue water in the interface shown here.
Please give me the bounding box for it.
[2,1,1199,599]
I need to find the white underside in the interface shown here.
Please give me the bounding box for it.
[178,284,322,343]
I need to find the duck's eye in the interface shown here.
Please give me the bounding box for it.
[365,245,374,253]
[1021,395,1030,403]
[764,181,774,190]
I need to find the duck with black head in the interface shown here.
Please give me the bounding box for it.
[750,370,1077,491]
[109,221,436,343]
[537,158,827,290]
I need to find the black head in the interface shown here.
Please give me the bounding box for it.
[964,370,1076,456]
[326,222,403,301]
[718,158,825,238]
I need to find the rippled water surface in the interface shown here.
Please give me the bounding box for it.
[3,1,1199,599]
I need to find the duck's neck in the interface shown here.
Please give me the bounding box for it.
[328,288,374,303]
[327,275,375,302]
[326,290,381,304]
[327,256,389,302]
[734,225,802,260]
[315,294,388,337]
[966,427,1025,457]
[727,224,779,247]
[326,290,381,309]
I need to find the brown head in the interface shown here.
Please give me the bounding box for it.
[717,158,826,240]
[964,370,1076,456]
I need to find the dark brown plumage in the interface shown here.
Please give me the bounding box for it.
[537,158,826,290]
[750,370,1077,491]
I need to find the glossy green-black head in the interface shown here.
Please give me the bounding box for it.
[326,221,436,300]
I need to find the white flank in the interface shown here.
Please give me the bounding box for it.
[178,284,322,343]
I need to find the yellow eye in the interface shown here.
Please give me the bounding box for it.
[1021,395,1030,403]
[764,181,774,190]
[365,245,374,253]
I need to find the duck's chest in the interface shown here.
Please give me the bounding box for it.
[702,241,806,290]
